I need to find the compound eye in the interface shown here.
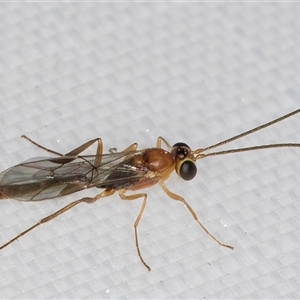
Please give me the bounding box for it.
[179,160,197,181]
[171,142,191,160]
[172,142,190,149]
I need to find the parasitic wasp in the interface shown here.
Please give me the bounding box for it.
[0,108,300,270]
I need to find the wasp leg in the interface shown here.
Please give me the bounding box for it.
[0,189,115,250]
[118,189,151,271]
[121,143,138,159]
[109,143,138,157]
[65,138,103,157]
[22,135,103,158]
[156,136,172,149]
[21,135,64,156]
[158,180,234,250]
[22,135,104,166]
[115,143,138,153]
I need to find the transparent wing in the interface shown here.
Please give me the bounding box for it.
[0,150,148,201]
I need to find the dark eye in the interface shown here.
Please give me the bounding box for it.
[179,160,197,181]
[173,142,190,149]
[171,142,191,160]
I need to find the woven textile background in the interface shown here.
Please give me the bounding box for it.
[0,3,300,299]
